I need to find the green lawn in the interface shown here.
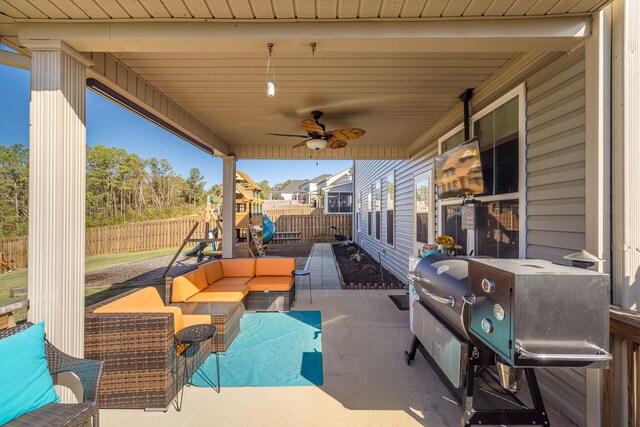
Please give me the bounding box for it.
[0,247,178,307]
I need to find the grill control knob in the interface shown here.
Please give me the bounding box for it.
[493,304,506,321]
[481,318,494,334]
[481,278,495,293]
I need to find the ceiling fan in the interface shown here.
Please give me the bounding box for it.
[267,111,366,150]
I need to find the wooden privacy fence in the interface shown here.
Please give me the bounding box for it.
[264,207,321,219]
[84,216,207,255]
[0,211,352,269]
[1,216,208,270]
[0,237,27,271]
[265,208,352,243]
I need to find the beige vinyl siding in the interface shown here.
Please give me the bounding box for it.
[355,153,436,284]
[354,49,588,426]
[525,50,588,427]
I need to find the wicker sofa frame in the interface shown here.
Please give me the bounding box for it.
[85,290,210,410]
[1,323,104,427]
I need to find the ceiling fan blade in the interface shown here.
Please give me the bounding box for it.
[292,138,312,149]
[301,119,325,136]
[327,139,348,149]
[267,133,310,138]
[327,128,366,141]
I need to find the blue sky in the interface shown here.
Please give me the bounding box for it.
[0,63,350,187]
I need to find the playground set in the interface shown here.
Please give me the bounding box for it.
[162,171,275,277]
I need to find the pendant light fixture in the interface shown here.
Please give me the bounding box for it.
[265,43,276,97]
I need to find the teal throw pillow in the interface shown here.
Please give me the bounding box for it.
[0,322,60,425]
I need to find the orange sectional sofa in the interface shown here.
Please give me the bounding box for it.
[171,258,296,311]
[168,257,297,353]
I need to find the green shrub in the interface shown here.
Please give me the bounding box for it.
[347,246,357,254]
[362,264,376,274]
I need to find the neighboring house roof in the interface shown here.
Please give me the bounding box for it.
[308,174,332,184]
[277,180,308,194]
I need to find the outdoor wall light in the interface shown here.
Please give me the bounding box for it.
[306,139,327,150]
[265,43,276,97]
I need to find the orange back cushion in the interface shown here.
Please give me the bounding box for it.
[171,269,207,302]
[200,261,223,284]
[219,259,256,277]
[256,258,295,277]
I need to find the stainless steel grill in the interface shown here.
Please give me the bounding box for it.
[405,253,612,426]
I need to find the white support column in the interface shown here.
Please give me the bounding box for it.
[611,0,639,424]
[24,41,90,361]
[222,156,236,259]
[611,0,640,309]
[584,8,611,427]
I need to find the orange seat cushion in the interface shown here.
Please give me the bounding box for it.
[95,286,165,309]
[255,258,295,277]
[200,261,223,284]
[219,259,256,277]
[172,269,208,302]
[212,277,252,286]
[187,283,248,303]
[247,276,294,292]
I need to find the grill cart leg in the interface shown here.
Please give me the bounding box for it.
[461,359,477,427]
[404,335,419,365]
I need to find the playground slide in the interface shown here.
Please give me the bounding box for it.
[183,226,219,257]
[262,214,275,244]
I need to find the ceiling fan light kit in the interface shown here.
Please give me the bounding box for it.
[267,110,366,151]
[265,43,276,97]
[306,139,327,150]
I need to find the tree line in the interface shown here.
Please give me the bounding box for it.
[0,144,213,237]
[0,143,291,238]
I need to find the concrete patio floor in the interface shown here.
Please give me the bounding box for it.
[101,290,575,426]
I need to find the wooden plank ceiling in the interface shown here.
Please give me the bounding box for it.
[0,0,608,20]
[113,50,514,148]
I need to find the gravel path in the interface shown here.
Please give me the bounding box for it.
[85,253,199,288]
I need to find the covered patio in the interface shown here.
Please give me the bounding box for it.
[1,0,640,425]
[100,289,574,426]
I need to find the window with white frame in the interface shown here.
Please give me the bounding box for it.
[438,87,524,259]
[375,181,381,240]
[356,192,361,231]
[367,191,372,236]
[386,172,394,246]
[415,170,433,254]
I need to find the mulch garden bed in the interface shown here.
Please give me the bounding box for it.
[332,243,404,290]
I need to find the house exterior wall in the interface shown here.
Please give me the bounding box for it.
[354,49,589,425]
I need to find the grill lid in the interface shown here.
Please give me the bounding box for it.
[412,253,471,334]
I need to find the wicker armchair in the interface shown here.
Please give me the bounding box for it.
[85,289,211,410]
[0,323,104,427]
